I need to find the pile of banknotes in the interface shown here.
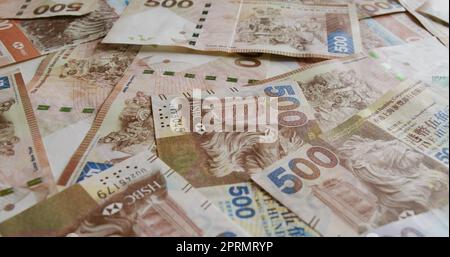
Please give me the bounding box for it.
[0,0,448,237]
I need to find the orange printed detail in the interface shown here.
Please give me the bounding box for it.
[0,20,40,63]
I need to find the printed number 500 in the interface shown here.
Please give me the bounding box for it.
[267,146,339,194]
[144,0,194,8]
[333,36,349,53]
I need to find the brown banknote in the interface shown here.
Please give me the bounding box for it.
[252,79,449,236]
[229,0,405,19]
[253,53,402,132]
[27,40,139,181]
[0,151,248,237]
[0,0,118,68]
[126,45,309,83]
[310,0,405,19]
[56,46,309,186]
[103,0,363,58]
[0,69,56,223]
[0,0,99,19]
[359,12,433,51]
[400,0,449,47]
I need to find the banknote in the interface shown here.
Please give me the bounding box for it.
[199,182,320,237]
[365,206,449,237]
[309,0,405,19]
[358,80,449,167]
[254,53,402,132]
[338,77,449,167]
[57,46,310,186]
[359,12,433,51]
[252,79,449,236]
[417,0,449,25]
[103,0,363,58]
[0,0,118,68]
[26,40,138,180]
[0,151,248,237]
[400,0,449,47]
[369,38,449,94]
[0,0,99,19]
[127,45,307,83]
[0,70,56,223]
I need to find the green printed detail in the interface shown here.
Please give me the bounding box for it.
[82,108,95,114]
[0,188,13,197]
[59,107,72,113]
[432,76,449,88]
[227,77,238,83]
[369,51,379,59]
[395,73,406,81]
[27,177,43,187]
[37,105,50,111]
[163,71,175,76]
[138,69,250,83]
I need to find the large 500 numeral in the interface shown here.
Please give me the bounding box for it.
[268,146,339,194]
[145,0,193,8]
[264,85,308,127]
[33,3,84,15]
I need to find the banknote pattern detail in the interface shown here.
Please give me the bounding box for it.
[0,71,56,223]
[0,0,118,68]
[0,0,99,19]
[103,0,363,58]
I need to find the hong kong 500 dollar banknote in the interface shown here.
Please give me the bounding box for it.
[103,0,363,58]
[0,69,56,223]
[0,151,248,237]
[252,79,449,236]
[0,0,118,68]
